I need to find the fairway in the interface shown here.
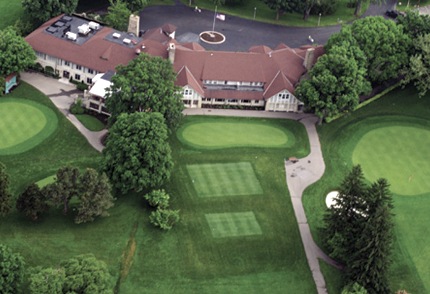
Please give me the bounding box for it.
[0,98,58,155]
[187,162,263,197]
[178,120,292,149]
[352,126,430,195]
[205,212,262,238]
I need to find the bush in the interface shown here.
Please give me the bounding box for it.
[149,208,180,230]
[311,0,337,15]
[77,82,88,91]
[70,98,85,115]
[144,189,170,208]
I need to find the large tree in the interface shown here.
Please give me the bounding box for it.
[0,27,36,77]
[22,0,78,24]
[75,169,115,224]
[29,267,65,294]
[330,17,410,84]
[295,41,370,123]
[263,0,295,21]
[104,0,131,32]
[16,183,49,221]
[349,179,394,294]
[125,0,149,12]
[102,112,173,194]
[61,254,112,293]
[0,162,12,217]
[0,244,25,294]
[106,53,183,129]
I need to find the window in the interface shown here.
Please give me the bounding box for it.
[278,93,290,100]
[88,69,94,74]
[184,89,193,96]
[76,65,82,70]
[86,77,92,84]
[215,98,224,102]
[64,61,70,66]
[228,99,238,103]
[75,74,81,80]
[242,100,251,103]
[254,100,260,104]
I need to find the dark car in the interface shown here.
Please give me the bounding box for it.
[385,10,399,19]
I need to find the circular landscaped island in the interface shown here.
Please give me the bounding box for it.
[199,31,226,44]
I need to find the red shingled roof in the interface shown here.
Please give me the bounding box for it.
[176,66,204,95]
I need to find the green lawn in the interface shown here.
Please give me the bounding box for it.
[35,175,56,188]
[178,116,297,149]
[0,98,58,155]
[0,0,23,29]
[302,86,430,293]
[182,0,369,27]
[187,162,263,197]
[120,116,314,293]
[74,114,106,131]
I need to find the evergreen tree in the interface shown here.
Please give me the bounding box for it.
[0,162,12,217]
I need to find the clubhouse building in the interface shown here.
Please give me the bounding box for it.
[25,14,324,113]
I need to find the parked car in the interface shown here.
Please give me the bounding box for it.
[385,10,399,19]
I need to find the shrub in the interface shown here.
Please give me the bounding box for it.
[149,208,180,231]
[77,82,88,91]
[144,189,170,208]
[44,66,54,77]
[70,98,85,115]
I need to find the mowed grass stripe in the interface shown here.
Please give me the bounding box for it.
[353,126,430,195]
[187,162,263,197]
[206,212,262,238]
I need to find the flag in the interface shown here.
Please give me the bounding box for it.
[216,14,225,21]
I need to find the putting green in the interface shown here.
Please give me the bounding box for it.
[178,120,292,149]
[205,212,262,238]
[0,98,58,155]
[352,126,430,196]
[187,162,263,197]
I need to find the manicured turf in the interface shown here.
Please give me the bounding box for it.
[178,117,295,149]
[74,114,106,131]
[353,126,430,196]
[205,211,262,238]
[187,162,263,197]
[0,0,23,29]
[0,98,58,155]
[302,86,430,293]
[35,175,56,188]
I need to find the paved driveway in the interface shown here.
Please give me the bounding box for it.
[139,0,397,51]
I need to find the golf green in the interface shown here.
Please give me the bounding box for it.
[352,126,430,196]
[0,98,58,155]
[178,121,292,149]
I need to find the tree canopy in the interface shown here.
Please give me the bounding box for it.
[106,53,184,129]
[263,0,295,20]
[0,27,36,77]
[0,244,25,294]
[29,267,65,294]
[16,183,49,221]
[104,0,131,32]
[102,112,173,194]
[125,0,149,12]
[22,0,78,24]
[0,162,12,217]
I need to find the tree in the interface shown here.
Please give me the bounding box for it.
[45,166,80,215]
[149,207,180,230]
[397,11,430,43]
[353,0,384,16]
[295,0,320,20]
[402,33,430,97]
[29,267,65,294]
[22,0,78,24]
[0,244,25,294]
[104,0,131,32]
[0,27,36,77]
[342,282,368,294]
[322,165,368,263]
[126,0,149,12]
[75,169,115,224]
[102,112,173,194]
[348,179,394,294]
[0,162,12,217]
[144,189,170,208]
[16,183,49,221]
[106,53,184,129]
[263,0,295,21]
[295,41,370,123]
[332,17,410,84]
[61,254,112,293]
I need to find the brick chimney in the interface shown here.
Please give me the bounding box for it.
[127,14,140,36]
[168,42,176,64]
[303,47,315,71]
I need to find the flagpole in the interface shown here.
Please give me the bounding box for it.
[212,5,217,32]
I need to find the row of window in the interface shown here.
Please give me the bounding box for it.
[201,98,260,104]
[36,52,95,74]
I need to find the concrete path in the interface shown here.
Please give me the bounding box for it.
[20,72,107,152]
[184,108,342,293]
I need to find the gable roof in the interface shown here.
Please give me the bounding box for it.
[176,66,204,95]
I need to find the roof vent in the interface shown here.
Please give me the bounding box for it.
[88,21,100,30]
[113,32,121,39]
[66,32,77,41]
[123,38,131,45]
[78,24,90,35]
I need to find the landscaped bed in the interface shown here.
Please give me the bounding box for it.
[302,86,430,293]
